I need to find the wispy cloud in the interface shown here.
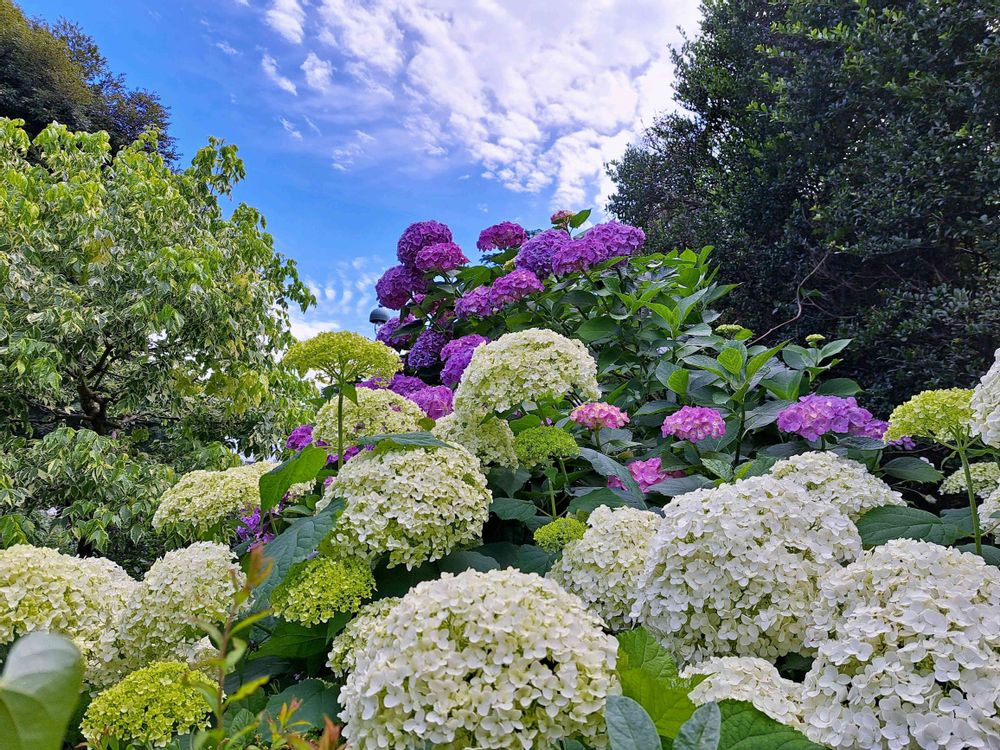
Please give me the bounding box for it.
[261,52,297,95]
[215,40,239,55]
[292,256,390,336]
[266,0,306,44]
[280,117,303,140]
[301,52,334,91]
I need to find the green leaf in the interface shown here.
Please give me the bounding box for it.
[717,348,744,375]
[490,497,540,522]
[617,628,679,682]
[360,431,451,453]
[620,669,700,740]
[0,632,84,750]
[674,703,721,750]
[259,445,328,514]
[514,544,555,574]
[253,498,345,611]
[254,618,340,659]
[667,368,690,397]
[262,679,341,739]
[568,488,626,514]
[716,700,826,749]
[881,457,943,483]
[646,475,713,497]
[815,378,862,396]
[569,208,592,228]
[856,505,959,548]
[577,316,620,343]
[436,549,501,573]
[606,695,663,750]
[578,448,645,505]
[700,458,732,481]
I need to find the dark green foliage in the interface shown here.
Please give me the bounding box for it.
[608,0,999,412]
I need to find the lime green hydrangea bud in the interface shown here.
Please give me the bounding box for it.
[714,324,744,338]
[82,661,212,748]
[271,555,376,626]
[534,517,587,553]
[284,331,401,385]
[805,333,826,345]
[313,388,425,447]
[886,388,974,444]
[514,426,579,467]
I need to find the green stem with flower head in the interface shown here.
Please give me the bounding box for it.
[336,389,345,471]
[957,443,983,555]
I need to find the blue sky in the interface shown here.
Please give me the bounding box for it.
[19,0,700,336]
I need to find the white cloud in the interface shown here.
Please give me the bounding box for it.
[259,0,699,210]
[261,53,298,95]
[301,52,335,91]
[305,115,322,134]
[215,41,239,55]
[266,0,306,44]
[280,117,303,140]
[296,256,391,335]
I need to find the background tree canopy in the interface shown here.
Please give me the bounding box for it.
[608,0,999,412]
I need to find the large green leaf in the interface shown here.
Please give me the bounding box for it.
[579,448,645,505]
[674,703,721,750]
[606,695,663,750]
[856,505,959,548]
[255,616,348,659]
[617,628,679,683]
[880,457,943,483]
[260,445,329,513]
[0,632,84,750]
[577,316,620,343]
[716,700,825,749]
[253,498,345,611]
[490,496,540,522]
[262,679,341,739]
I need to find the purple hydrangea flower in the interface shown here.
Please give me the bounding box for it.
[455,286,497,318]
[376,314,417,349]
[407,329,449,370]
[408,385,454,419]
[440,334,489,386]
[777,395,873,442]
[286,424,315,452]
[236,506,275,547]
[375,265,428,309]
[514,229,570,277]
[661,406,727,442]
[491,268,544,307]
[477,221,528,251]
[585,220,646,259]
[849,417,916,450]
[388,373,428,397]
[397,220,453,266]
[551,235,607,275]
[414,242,469,272]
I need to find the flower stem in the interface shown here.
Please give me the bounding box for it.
[958,445,983,555]
[337,390,345,471]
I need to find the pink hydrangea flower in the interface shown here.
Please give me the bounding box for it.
[608,457,685,493]
[570,402,629,430]
[661,406,726,442]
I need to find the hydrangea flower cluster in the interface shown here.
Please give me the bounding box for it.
[327,596,401,676]
[0,545,136,687]
[570,402,629,430]
[323,445,491,569]
[407,328,449,369]
[152,462,276,540]
[513,228,570,277]
[978,486,1000,537]
[514,426,579,467]
[682,657,803,729]
[477,221,528,251]
[408,384,453,419]
[971,347,1000,448]
[375,264,428,309]
[313,388,425,447]
[440,334,489,386]
[533,517,587,553]
[431,412,517,468]
[547,506,660,630]
[632,475,861,663]
[550,221,645,275]
[453,329,600,418]
[396,220,453,266]
[609,457,684,493]
[660,406,726,442]
[116,543,243,674]
[454,286,495,318]
[940,461,1000,499]
[375,314,416,349]
[339,568,619,750]
[285,423,318,451]
[801,540,1000,750]
[283,331,401,384]
[414,241,468,272]
[490,268,545,306]
[885,388,975,444]
[769,451,905,520]
[271,556,375,626]
[81,661,212,748]
[384,373,428,396]
[551,235,607,275]
[777,395,874,441]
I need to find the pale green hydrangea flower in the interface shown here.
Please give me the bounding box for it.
[271,555,375,626]
[453,328,600,418]
[322,445,491,569]
[683,656,803,729]
[431,411,517,467]
[940,462,1000,499]
[533,517,586,553]
[82,661,212,748]
[327,596,401,676]
[885,388,974,444]
[283,330,401,385]
[339,568,619,750]
[971,347,1000,448]
[313,388,425,447]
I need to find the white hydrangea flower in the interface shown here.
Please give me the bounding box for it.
[323,445,491,569]
[453,329,600,418]
[152,462,276,540]
[682,656,803,729]
[327,597,401,677]
[313,388,425,447]
[940,461,1000,500]
[979,485,1000,538]
[971,347,1000,448]
[769,451,905,520]
[432,411,517,467]
[340,568,619,750]
[632,475,861,664]
[116,542,243,674]
[0,545,136,688]
[801,540,1000,750]
[547,506,660,631]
